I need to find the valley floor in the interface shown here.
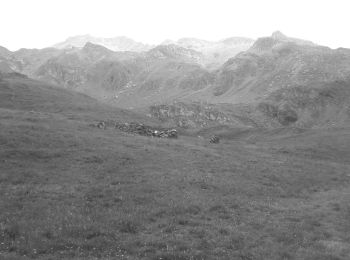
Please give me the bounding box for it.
[1,107,350,259]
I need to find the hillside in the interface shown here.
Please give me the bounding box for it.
[1,71,350,259]
[0,72,156,124]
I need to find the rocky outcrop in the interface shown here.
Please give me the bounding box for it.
[149,102,237,128]
[258,103,298,126]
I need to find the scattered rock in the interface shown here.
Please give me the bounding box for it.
[209,135,220,143]
[90,121,107,129]
[97,122,106,129]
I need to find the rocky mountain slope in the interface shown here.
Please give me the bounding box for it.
[0,46,15,73]
[204,34,350,128]
[1,32,350,129]
[114,32,350,128]
[0,47,64,74]
[33,42,215,105]
[0,34,252,89]
[0,71,155,125]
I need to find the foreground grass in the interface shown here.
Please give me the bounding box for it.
[1,107,350,259]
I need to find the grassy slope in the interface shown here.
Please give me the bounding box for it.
[1,77,350,259]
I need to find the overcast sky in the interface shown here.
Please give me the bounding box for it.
[1,0,349,51]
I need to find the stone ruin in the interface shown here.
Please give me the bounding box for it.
[92,121,178,139]
[115,122,178,138]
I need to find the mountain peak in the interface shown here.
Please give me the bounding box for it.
[271,31,288,40]
[80,42,115,61]
[53,35,153,52]
[82,41,107,50]
[250,31,317,53]
[83,41,96,48]
[0,46,12,57]
[220,37,255,45]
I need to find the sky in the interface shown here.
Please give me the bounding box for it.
[1,0,349,51]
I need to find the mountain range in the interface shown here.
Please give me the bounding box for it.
[1,31,350,128]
